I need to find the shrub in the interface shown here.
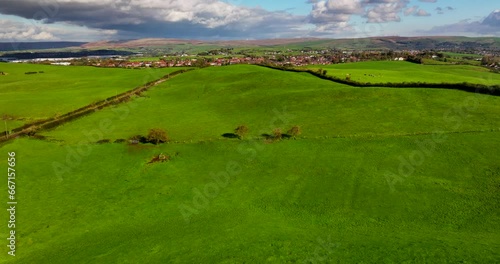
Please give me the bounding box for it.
[129,135,146,144]
[147,128,169,145]
[287,126,301,139]
[234,125,249,139]
[273,128,283,141]
[25,125,40,136]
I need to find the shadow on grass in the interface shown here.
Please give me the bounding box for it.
[222,133,239,139]
[261,133,292,140]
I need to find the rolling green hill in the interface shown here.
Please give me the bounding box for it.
[304,61,500,85]
[0,64,499,263]
[42,65,500,143]
[0,63,188,128]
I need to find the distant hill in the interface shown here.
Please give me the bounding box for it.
[1,37,498,54]
[0,42,87,52]
[81,36,500,51]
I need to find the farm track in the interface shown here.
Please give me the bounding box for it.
[0,68,195,144]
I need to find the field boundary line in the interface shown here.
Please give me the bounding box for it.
[257,64,500,96]
[0,68,195,144]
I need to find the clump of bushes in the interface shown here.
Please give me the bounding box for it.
[147,128,169,145]
[272,128,283,141]
[129,128,170,145]
[234,125,249,139]
[287,125,301,139]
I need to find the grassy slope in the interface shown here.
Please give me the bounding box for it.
[0,63,188,126]
[0,64,499,263]
[304,61,500,85]
[0,132,499,263]
[43,65,500,143]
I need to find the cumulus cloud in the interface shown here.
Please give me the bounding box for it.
[436,6,455,15]
[0,19,57,41]
[404,6,430,17]
[363,0,410,23]
[415,9,430,16]
[405,6,418,16]
[0,0,307,40]
[0,15,120,42]
[308,0,422,33]
[308,0,363,32]
[422,10,499,36]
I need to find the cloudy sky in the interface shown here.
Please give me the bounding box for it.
[0,0,498,41]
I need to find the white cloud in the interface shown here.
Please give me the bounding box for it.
[421,10,500,36]
[415,9,430,17]
[0,19,56,41]
[308,0,412,33]
[0,0,306,39]
[363,0,409,23]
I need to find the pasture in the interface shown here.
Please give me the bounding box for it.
[0,132,499,263]
[0,63,188,128]
[42,65,500,144]
[0,64,499,263]
[304,61,500,85]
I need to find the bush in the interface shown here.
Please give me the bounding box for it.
[273,128,283,141]
[234,125,249,139]
[129,135,146,144]
[287,126,301,139]
[24,125,40,136]
[147,128,169,145]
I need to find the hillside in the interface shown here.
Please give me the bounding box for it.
[2,36,498,54]
[1,64,499,263]
[81,36,500,51]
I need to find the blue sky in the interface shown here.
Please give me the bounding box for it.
[0,0,498,41]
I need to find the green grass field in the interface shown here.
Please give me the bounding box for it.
[1,132,499,263]
[0,63,499,263]
[304,61,499,85]
[0,63,188,128]
[128,57,163,62]
[442,52,483,58]
[42,65,500,144]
